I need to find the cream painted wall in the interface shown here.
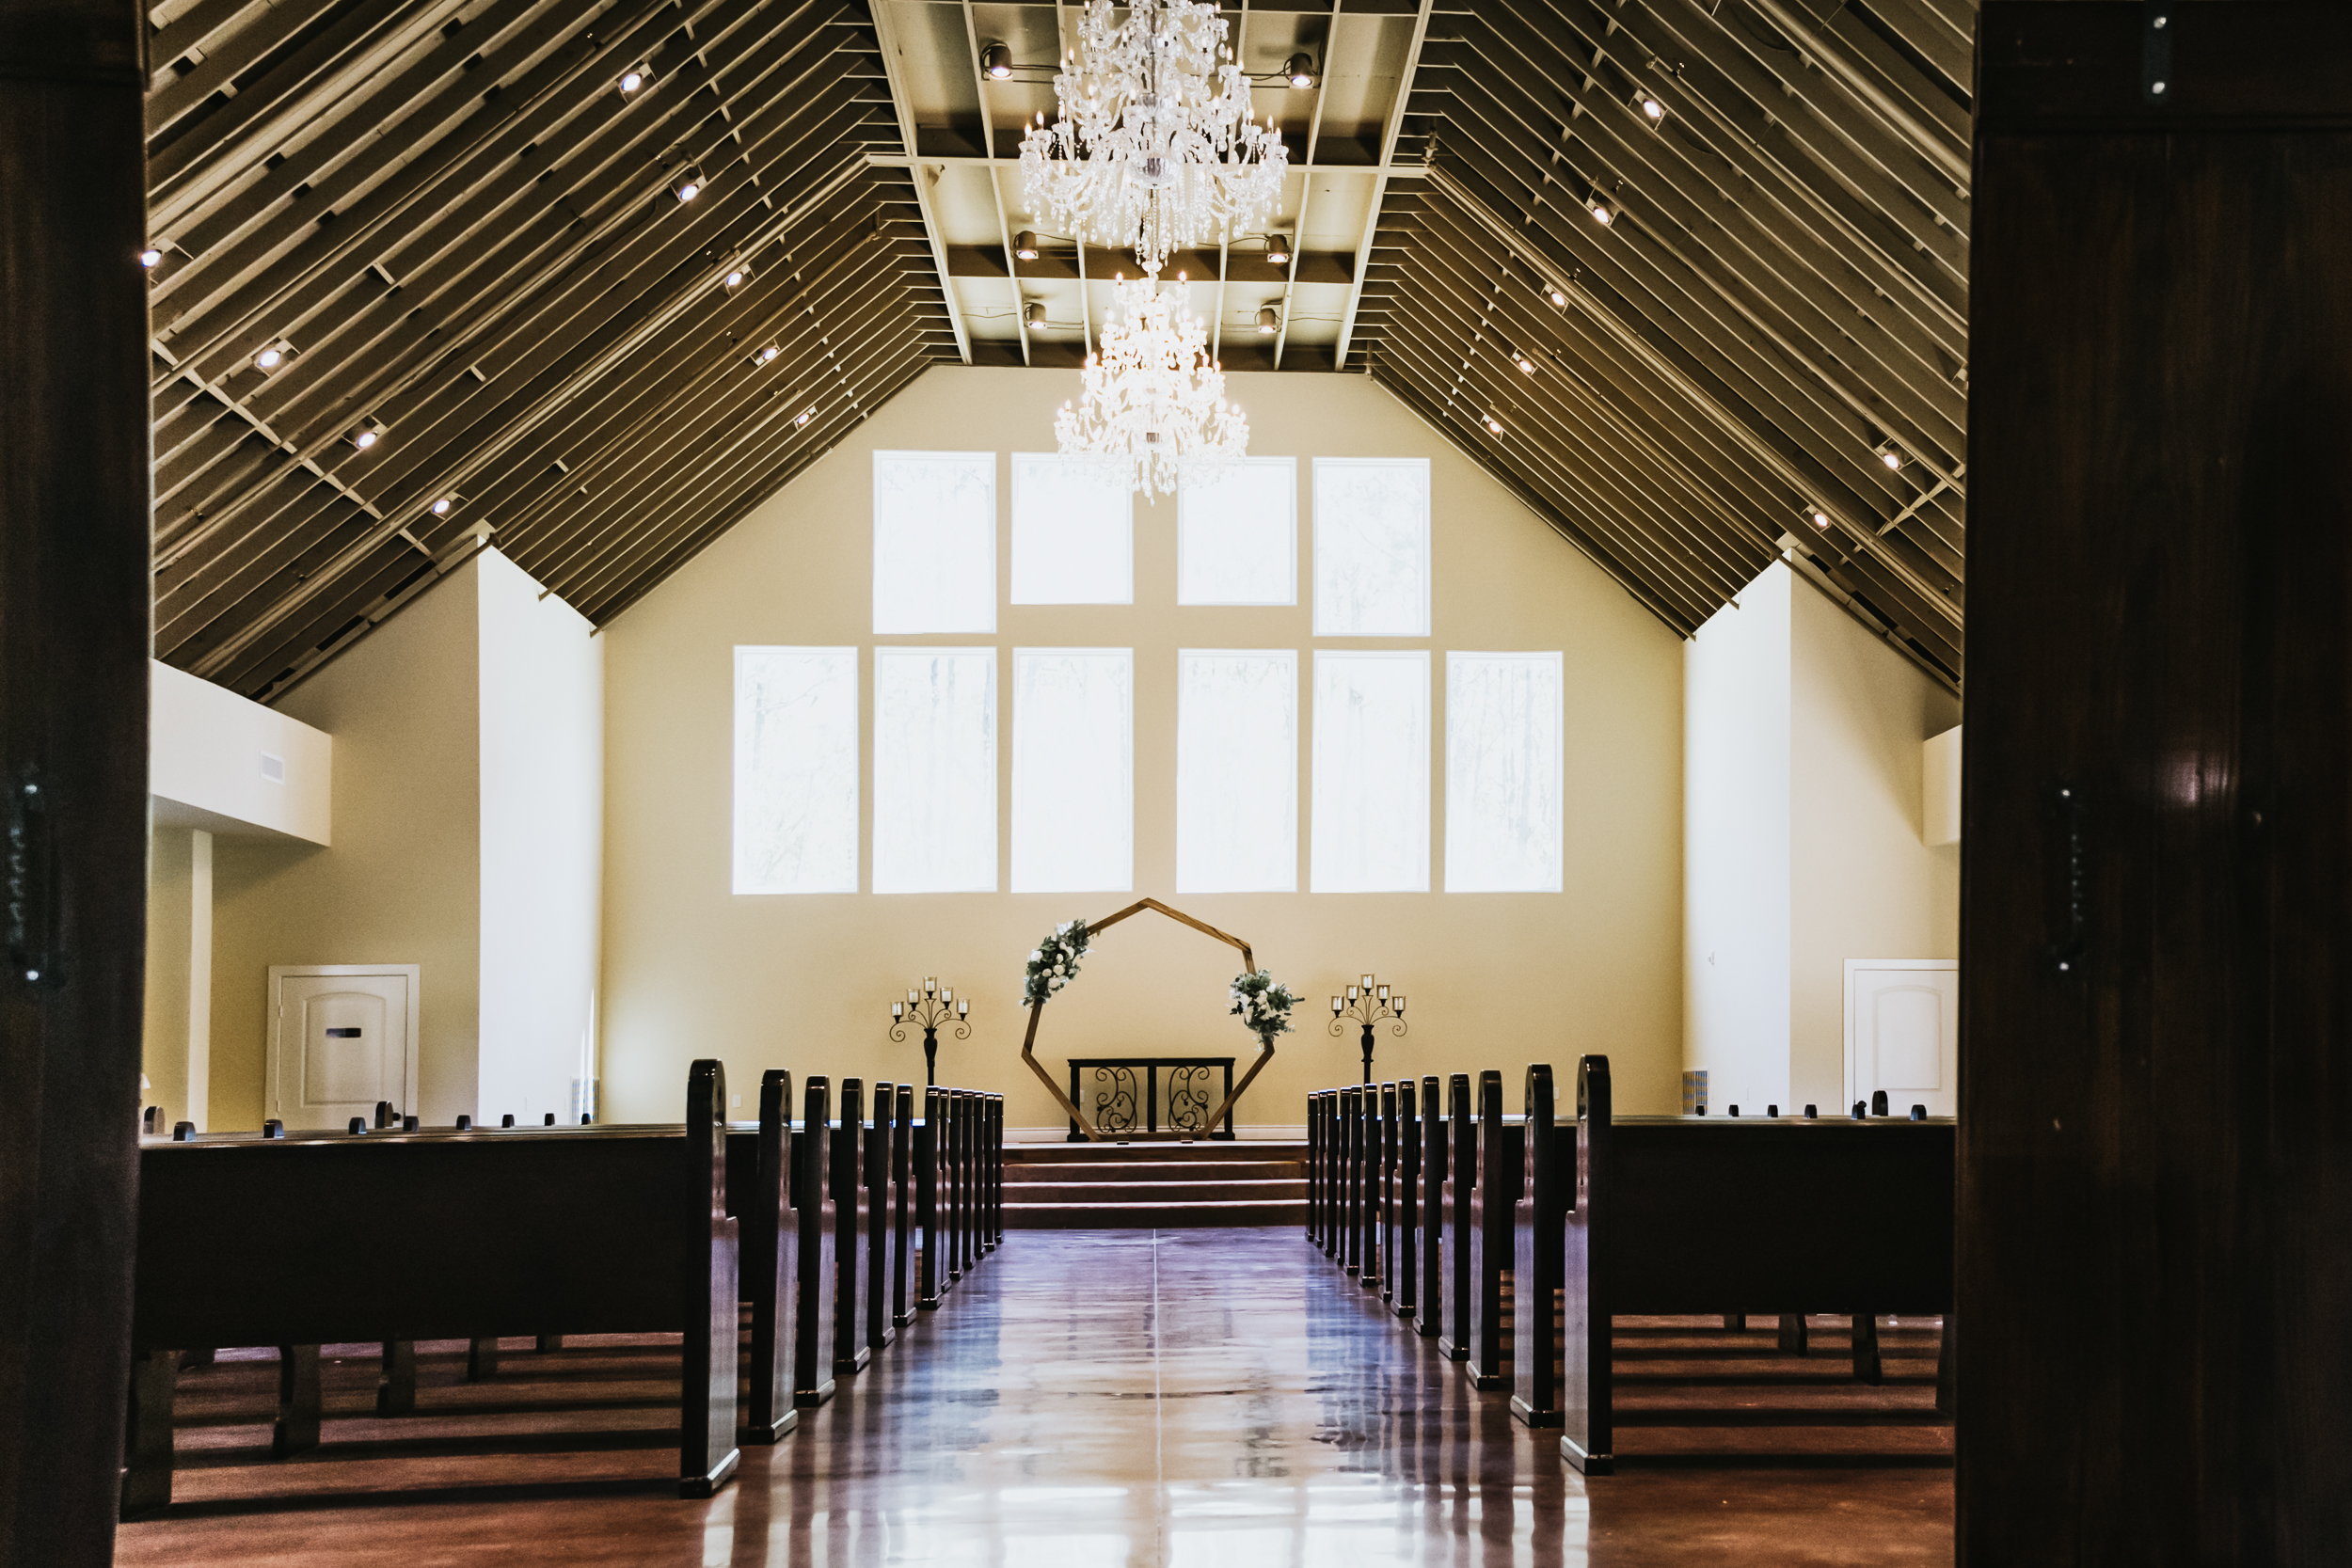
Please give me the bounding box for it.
[208,562,483,1129]
[140,825,210,1130]
[1788,580,1960,1111]
[477,548,605,1125]
[1681,559,1960,1117]
[1683,564,1793,1116]
[601,366,1685,1129]
[150,659,332,843]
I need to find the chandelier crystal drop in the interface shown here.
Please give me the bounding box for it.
[1019,0,1287,273]
[1056,272,1248,500]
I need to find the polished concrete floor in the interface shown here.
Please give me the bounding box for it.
[117,1230,1951,1565]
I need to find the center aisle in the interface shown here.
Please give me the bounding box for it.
[738,1230,1946,1566]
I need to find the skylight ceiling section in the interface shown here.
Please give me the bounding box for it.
[1355,0,1971,686]
[146,0,959,701]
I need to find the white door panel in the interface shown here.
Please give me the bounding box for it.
[1845,960,1958,1117]
[268,966,419,1130]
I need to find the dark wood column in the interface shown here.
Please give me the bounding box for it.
[1965,7,2352,1562]
[0,0,153,1560]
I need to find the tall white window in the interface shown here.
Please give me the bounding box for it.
[873,451,996,633]
[872,647,997,893]
[1446,652,1565,893]
[1178,457,1297,605]
[1176,650,1298,893]
[1311,650,1430,892]
[1313,457,1431,636]
[1011,453,1132,604]
[1011,649,1134,892]
[732,647,858,894]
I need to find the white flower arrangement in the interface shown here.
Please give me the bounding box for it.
[1023,919,1092,1008]
[1229,969,1298,1048]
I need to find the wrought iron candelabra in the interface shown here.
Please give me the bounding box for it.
[888,977,969,1087]
[1329,973,1406,1085]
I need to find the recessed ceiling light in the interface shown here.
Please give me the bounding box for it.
[139,244,167,268]
[793,405,816,428]
[1257,306,1279,335]
[619,65,649,94]
[982,42,1013,80]
[760,344,779,362]
[1284,53,1315,88]
[430,498,453,515]
[254,338,295,373]
[672,166,704,202]
[347,420,385,451]
[723,267,747,289]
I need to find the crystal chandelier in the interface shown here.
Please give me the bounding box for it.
[1056,272,1248,501]
[1019,0,1287,272]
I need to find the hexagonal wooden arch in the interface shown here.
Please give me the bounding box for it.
[1019,898,1275,1141]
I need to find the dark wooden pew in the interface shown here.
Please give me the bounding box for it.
[1308,1089,1329,1252]
[1415,1074,1445,1338]
[736,1069,800,1444]
[890,1084,915,1327]
[1464,1070,1518,1391]
[866,1081,899,1355]
[1511,1064,1570,1428]
[125,1061,742,1512]
[916,1086,949,1309]
[1437,1073,1474,1361]
[834,1079,870,1375]
[1388,1079,1420,1321]
[1339,1085,1362,1276]
[793,1076,839,1408]
[1554,1054,1956,1474]
[1358,1085,1384,1292]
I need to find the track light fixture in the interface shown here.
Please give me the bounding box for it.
[1013,230,1041,261]
[1588,197,1614,226]
[1257,306,1279,335]
[723,264,750,290]
[346,419,385,451]
[1284,53,1316,88]
[1876,441,1906,470]
[1635,90,1665,121]
[982,41,1014,80]
[1514,352,1536,373]
[1806,504,1831,529]
[1025,302,1046,332]
[671,166,704,202]
[254,338,295,373]
[430,497,454,515]
[139,243,167,268]
[793,405,817,428]
[1264,230,1292,264]
[757,344,780,364]
[619,64,651,94]
[1484,414,1504,435]
[1548,285,1568,307]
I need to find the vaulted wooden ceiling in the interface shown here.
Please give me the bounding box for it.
[145,0,1969,701]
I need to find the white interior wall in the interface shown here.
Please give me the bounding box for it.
[1683,562,1793,1114]
[151,659,332,844]
[476,548,606,1125]
[1788,584,1961,1111]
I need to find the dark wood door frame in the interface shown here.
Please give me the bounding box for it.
[0,0,154,1560]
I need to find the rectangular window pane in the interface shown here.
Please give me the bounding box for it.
[1177,650,1298,893]
[1311,650,1430,892]
[1313,457,1430,636]
[874,451,996,633]
[1012,453,1133,604]
[1178,457,1297,605]
[732,647,858,894]
[1011,649,1133,893]
[873,647,997,893]
[1446,652,1565,893]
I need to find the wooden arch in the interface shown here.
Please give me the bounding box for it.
[1019,898,1277,1141]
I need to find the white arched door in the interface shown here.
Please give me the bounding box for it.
[1843,959,1958,1118]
